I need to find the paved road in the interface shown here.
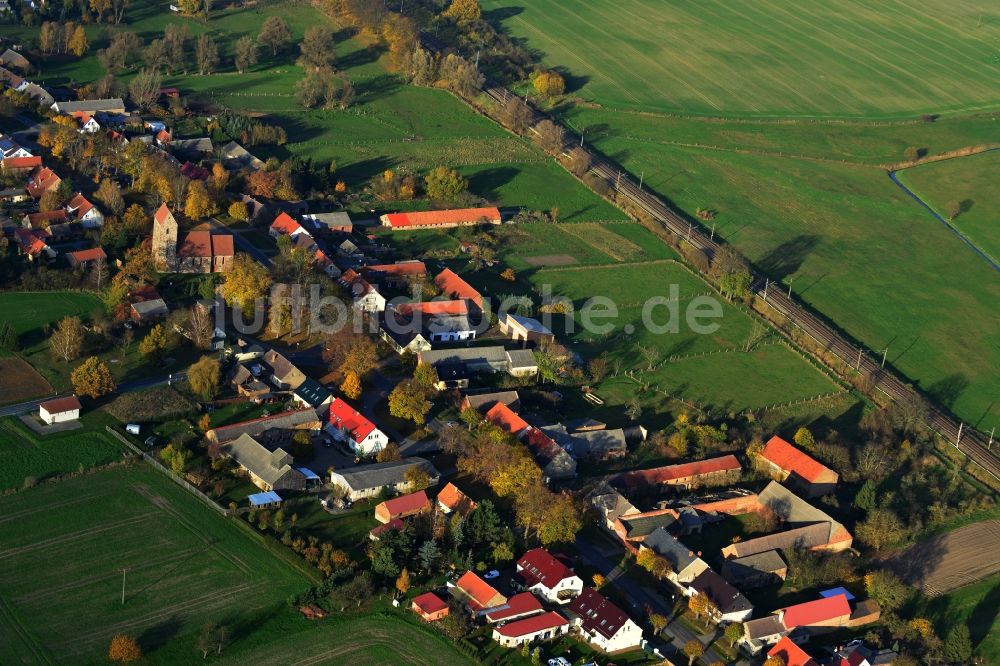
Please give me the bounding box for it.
[209,217,273,268]
[475,83,1000,482]
[0,372,187,418]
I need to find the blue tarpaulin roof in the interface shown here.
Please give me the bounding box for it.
[819,587,855,601]
[296,467,321,481]
[248,490,283,506]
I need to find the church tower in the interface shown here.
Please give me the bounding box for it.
[151,203,178,271]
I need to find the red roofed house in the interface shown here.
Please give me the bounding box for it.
[326,397,389,456]
[485,402,529,437]
[65,247,107,269]
[768,637,817,666]
[411,592,449,622]
[452,571,507,614]
[491,611,568,648]
[436,482,477,516]
[65,192,104,228]
[39,395,81,424]
[567,588,643,653]
[2,155,42,172]
[269,212,310,240]
[523,426,577,480]
[369,518,405,540]
[380,207,501,230]
[14,228,55,261]
[395,300,469,317]
[434,268,483,308]
[26,167,61,199]
[758,435,839,498]
[70,111,101,133]
[778,593,852,632]
[515,548,584,604]
[484,592,544,624]
[614,455,742,494]
[374,489,431,524]
[22,209,70,229]
[362,261,427,287]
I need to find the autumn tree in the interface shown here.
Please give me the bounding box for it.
[762,657,785,666]
[725,622,743,647]
[532,70,565,98]
[68,25,89,57]
[376,442,401,463]
[404,465,431,491]
[687,593,709,618]
[138,323,171,362]
[443,0,481,23]
[195,34,219,75]
[424,166,468,202]
[592,573,606,589]
[534,119,566,155]
[863,570,910,613]
[128,67,161,110]
[50,316,85,362]
[95,178,125,215]
[188,355,220,401]
[184,180,219,219]
[437,53,483,98]
[340,370,363,400]
[234,35,258,73]
[636,548,672,580]
[501,98,533,134]
[682,639,704,666]
[649,613,668,634]
[258,16,291,56]
[228,201,249,221]
[221,253,271,312]
[108,635,141,663]
[793,426,815,451]
[72,356,116,398]
[388,379,432,425]
[298,26,336,70]
[856,508,906,551]
[296,68,354,109]
[537,491,582,546]
[945,200,961,220]
[394,567,411,597]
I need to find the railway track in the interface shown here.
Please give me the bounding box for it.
[479,83,1000,481]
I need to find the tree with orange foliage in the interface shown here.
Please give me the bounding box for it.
[108,634,141,663]
[340,370,362,400]
[532,70,565,98]
[443,0,481,23]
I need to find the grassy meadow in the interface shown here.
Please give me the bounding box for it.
[0,464,313,663]
[897,151,1000,262]
[482,0,1000,117]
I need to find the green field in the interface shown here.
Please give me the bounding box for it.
[0,464,313,663]
[0,291,104,337]
[913,573,1000,663]
[897,151,1000,262]
[0,413,126,490]
[482,0,1000,117]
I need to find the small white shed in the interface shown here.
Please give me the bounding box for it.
[39,395,82,424]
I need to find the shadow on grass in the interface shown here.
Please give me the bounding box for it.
[757,234,820,281]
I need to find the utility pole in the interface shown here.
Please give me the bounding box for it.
[856,347,863,371]
[579,132,584,147]
[956,422,964,448]
[121,569,126,605]
[763,278,769,302]
[474,50,480,69]
[787,277,793,298]
[687,222,692,242]
[638,171,644,191]
[988,427,994,451]
[881,347,888,368]
[710,222,715,240]
[616,170,621,189]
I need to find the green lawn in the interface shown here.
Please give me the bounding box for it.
[911,573,1000,664]
[482,0,1000,117]
[0,290,103,337]
[0,412,126,490]
[0,464,313,663]
[897,151,1000,262]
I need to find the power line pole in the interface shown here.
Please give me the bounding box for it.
[763,278,769,302]
[881,347,888,368]
[787,277,793,298]
[856,347,862,371]
[616,170,621,189]
[121,568,126,605]
[638,171,644,191]
[988,427,994,451]
[956,422,964,448]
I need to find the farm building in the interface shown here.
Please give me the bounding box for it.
[261,349,306,390]
[498,313,555,345]
[461,390,520,413]
[65,247,107,269]
[491,611,568,648]
[721,549,788,589]
[483,592,544,624]
[205,407,320,445]
[329,458,439,501]
[51,98,126,114]
[247,491,283,509]
[130,298,169,324]
[223,434,306,492]
[292,379,332,409]
[411,592,449,622]
[38,395,81,424]
[303,211,352,233]
[452,571,506,614]
[380,207,501,230]
[362,261,427,286]
[374,490,431,524]
[768,637,817,666]
[757,435,839,497]
[613,455,742,494]
[434,268,483,308]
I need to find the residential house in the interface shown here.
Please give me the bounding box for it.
[70,111,100,133]
[768,637,818,666]
[65,193,104,227]
[326,397,389,456]
[685,569,754,624]
[303,211,352,234]
[377,309,433,354]
[223,434,307,491]
[567,588,643,653]
[26,167,60,199]
[0,49,30,72]
[436,482,477,516]
[1,155,41,172]
[419,346,511,374]
[14,228,55,261]
[22,209,70,230]
[262,349,306,390]
[721,481,853,559]
[329,457,440,501]
[641,527,711,585]
[461,390,520,413]
[613,455,742,495]
[499,313,555,345]
[0,134,32,158]
[374,490,431,524]
[51,98,126,114]
[16,82,54,108]
[778,593,853,633]
[588,484,640,532]
[340,269,386,312]
[491,612,568,648]
[720,549,788,589]
[411,592,449,622]
[515,548,584,604]
[485,401,529,436]
[483,592,544,624]
[757,434,839,498]
[741,592,878,654]
[65,247,107,269]
[434,268,483,309]
[363,260,426,287]
[452,570,507,614]
[525,426,578,480]
[292,378,333,409]
[0,186,30,203]
[380,207,502,230]
[38,395,81,424]
[229,363,270,397]
[205,408,320,445]
[248,490,283,510]
[269,212,310,240]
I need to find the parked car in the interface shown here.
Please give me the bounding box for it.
[484,570,500,580]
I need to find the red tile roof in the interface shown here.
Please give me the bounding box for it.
[2,156,41,169]
[493,610,566,638]
[484,592,544,623]
[377,490,430,520]
[212,234,234,257]
[66,193,94,218]
[436,482,477,515]
[768,637,817,666]
[396,300,469,317]
[25,210,69,227]
[270,212,303,235]
[434,268,482,305]
[154,203,175,226]
[567,588,631,640]
[616,455,741,489]
[370,518,404,539]
[412,591,448,615]
[67,247,107,263]
[517,548,576,590]
[40,395,81,414]
[780,593,851,629]
[383,207,501,229]
[15,229,48,256]
[760,435,835,483]
[364,261,427,279]
[455,571,504,611]
[327,398,377,441]
[179,230,212,258]
[485,402,529,436]
[26,167,60,198]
